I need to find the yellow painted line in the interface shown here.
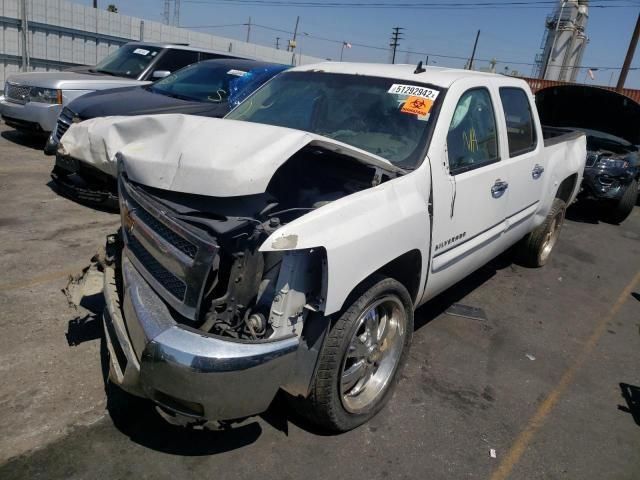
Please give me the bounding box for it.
[0,266,87,292]
[490,270,640,480]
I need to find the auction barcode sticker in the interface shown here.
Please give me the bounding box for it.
[388,84,439,100]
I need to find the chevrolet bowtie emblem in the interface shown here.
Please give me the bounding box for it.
[124,208,135,234]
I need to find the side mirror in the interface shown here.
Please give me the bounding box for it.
[152,70,171,79]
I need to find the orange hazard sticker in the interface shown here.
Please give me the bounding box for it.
[401,96,434,116]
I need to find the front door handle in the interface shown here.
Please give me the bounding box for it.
[532,164,545,179]
[491,179,509,198]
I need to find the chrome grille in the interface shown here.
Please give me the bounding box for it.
[53,107,75,142]
[5,83,31,104]
[119,175,218,320]
[127,235,187,300]
[133,205,198,259]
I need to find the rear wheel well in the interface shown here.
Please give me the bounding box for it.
[556,174,578,203]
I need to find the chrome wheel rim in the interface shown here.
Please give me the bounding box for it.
[339,295,407,414]
[540,209,565,263]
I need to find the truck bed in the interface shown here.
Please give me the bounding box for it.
[542,125,585,147]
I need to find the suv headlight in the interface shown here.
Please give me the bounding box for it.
[596,158,629,170]
[29,87,62,104]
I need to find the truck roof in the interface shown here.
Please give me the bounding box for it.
[290,62,530,91]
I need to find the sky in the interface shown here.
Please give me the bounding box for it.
[76,0,640,88]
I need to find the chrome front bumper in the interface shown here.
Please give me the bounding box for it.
[103,254,300,422]
[0,98,61,132]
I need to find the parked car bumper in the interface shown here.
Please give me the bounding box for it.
[51,154,119,209]
[0,98,60,132]
[103,246,300,423]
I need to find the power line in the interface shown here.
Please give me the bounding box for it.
[183,11,640,72]
[183,20,638,70]
[183,0,640,9]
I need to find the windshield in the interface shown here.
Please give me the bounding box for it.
[150,63,284,103]
[226,72,442,168]
[94,45,162,79]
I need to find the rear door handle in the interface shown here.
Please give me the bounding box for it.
[491,179,509,198]
[532,164,545,179]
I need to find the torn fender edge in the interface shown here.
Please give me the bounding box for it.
[260,170,432,316]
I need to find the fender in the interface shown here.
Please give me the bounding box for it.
[260,169,432,315]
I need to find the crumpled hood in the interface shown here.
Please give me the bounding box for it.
[59,114,402,197]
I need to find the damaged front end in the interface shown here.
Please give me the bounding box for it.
[102,146,391,425]
[582,144,639,201]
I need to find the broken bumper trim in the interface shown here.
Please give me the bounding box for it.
[103,254,300,422]
[51,158,119,210]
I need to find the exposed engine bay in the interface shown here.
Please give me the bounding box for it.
[122,146,394,341]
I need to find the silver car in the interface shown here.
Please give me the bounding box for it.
[0,42,243,136]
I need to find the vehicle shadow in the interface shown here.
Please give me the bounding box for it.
[413,248,515,331]
[1,129,47,150]
[618,383,640,426]
[565,199,601,225]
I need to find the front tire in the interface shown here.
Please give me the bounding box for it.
[602,180,637,224]
[516,197,566,268]
[300,275,413,432]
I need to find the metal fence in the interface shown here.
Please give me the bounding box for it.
[0,0,323,88]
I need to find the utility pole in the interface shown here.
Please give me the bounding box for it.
[246,17,252,43]
[467,29,480,70]
[617,12,640,91]
[389,26,404,64]
[290,16,300,64]
[276,37,280,49]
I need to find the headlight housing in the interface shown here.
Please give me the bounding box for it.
[29,87,62,104]
[596,157,629,170]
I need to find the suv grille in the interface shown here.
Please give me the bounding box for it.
[53,107,75,142]
[5,83,31,104]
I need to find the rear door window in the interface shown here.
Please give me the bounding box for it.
[499,87,537,157]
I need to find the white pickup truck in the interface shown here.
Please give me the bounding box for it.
[97,63,586,432]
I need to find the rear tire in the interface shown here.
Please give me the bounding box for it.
[298,274,413,432]
[516,198,566,268]
[601,180,637,225]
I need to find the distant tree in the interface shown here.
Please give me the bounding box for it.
[106,4,118,13]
